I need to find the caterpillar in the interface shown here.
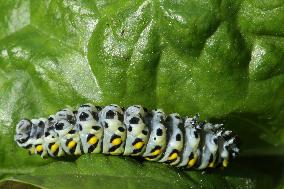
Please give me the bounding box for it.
[14,104,240,170]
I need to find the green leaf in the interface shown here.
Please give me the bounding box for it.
[0,0,283,188]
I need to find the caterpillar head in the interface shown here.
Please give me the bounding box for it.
[14,119,32,147]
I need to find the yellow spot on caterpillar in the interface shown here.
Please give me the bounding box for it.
[68,141,76,149]
[36,145,43,152]
[208,162,215,168]
[168,152,178,161]
[223,159,229,167]
[145,157,151,161]
[188,155,197,168]
[151,149,161,156]
[29,147,35,154]
[51,143,59,152]
[112,138,122,146]
[88,136,97,145]
[133,141,144,149]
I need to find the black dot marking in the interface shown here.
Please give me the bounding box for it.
[87,134,95,142]
[209,154,213,163]
[88,145,95,153]
[165,116,172,122]
[132,138,143,146]
[66,138,72,146]
[213,138,218,145]
[134,105,140,108]
[55,122,64,130]
[48,117,54,121]
[189,152,194,159]
[36,133,42,139]
[95,106,102,111]
[110,134,120,143]
[67,115,74,123]
[79,112,89,121]
[142,130,148,135]
[45,132,50,137]
[48,142,59,156]
[121,107,125,111]
[128,126,132,132]
[156,128,163,136]
[66,139,77,154]
[88,141,98,153]
[143,107,148,112]
[225,145,229,150]
[68,130,76,134]
[129,117,139,124]
[106,110,115,119]
[78,124,82,131]
[166,149,179,163]
[104,122,109,128]
[150,145,161,153]
[92,111,99,121]
[92,126,101,130]
[38,121,45,127]
[174,115,180,119]
[118,112,124,122]
[154,137,156,140]
[118,127,125,132]
[18,137,29,144]
[132,138,144,154]
[160,117,166,124]
[23,144,32,149]
[194,130,198,138]
[80,104,90,107]
[176,134,181,141]
[73,110,78,115]
[109,135,122,152]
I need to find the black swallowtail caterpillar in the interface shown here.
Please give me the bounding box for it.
[14,104,240,170]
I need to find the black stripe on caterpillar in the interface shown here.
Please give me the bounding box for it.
[14,104,240,170]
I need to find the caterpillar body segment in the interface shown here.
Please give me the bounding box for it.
[123,105,149,156]
[100,105,126,155]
